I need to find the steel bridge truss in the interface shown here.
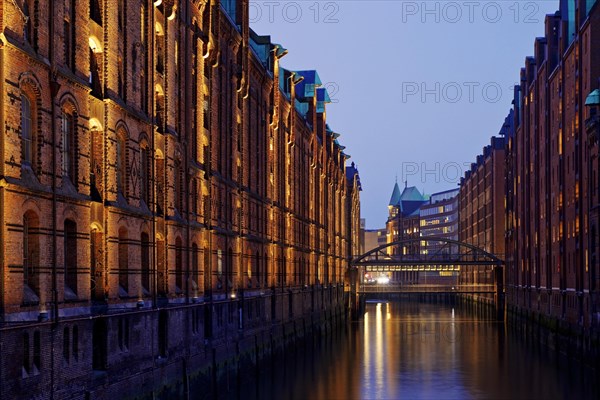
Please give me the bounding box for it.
[351,237,504,270]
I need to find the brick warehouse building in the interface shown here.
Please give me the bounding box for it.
[385,182,427,283]
[0,0,361,398]
[505,0,600,342]
[458,134,506,291]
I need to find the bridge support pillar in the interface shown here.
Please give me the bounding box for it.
[346,267,361,321]
[494,265,505,320]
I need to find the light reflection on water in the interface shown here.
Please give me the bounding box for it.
[248,301,598,400]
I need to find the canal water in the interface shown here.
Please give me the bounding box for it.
[240,301,598,400]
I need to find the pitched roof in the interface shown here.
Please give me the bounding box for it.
[389,182,402,206]
[389,184,427,217]
[400,186,425,202]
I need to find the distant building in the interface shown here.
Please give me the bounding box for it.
[386,182,428,253]
[459,135,506,290]
[363,227,387,254]
[386,182,428,282]
[459,137,506,255]
[419,188,459,255]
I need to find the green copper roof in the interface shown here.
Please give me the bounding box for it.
[316,87,331,113]
[389,182,402,206]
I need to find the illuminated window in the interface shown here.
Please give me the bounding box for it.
[217,249,223,277]
[155,22,165,74]
[89,37,102,97]
[62,109,77,184]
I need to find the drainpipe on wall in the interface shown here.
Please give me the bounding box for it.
[151,0,158,310]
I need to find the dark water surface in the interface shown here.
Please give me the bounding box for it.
[245,301,598,400]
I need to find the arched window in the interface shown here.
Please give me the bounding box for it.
[116,130,127,197]
[89,37,102,97]
[155,22,164,74]
[155,84,165,132]
[21,94,34,165]
[23,211,40,302]
[118,228,128,294]
[90,227,104,301]
[90,125,103,201]
[64,219,78,297]
[62,108,77,185]
[141,232,150,293]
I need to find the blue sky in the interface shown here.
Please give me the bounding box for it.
[250,0,559,229]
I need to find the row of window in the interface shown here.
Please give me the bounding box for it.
[22,209,337,303]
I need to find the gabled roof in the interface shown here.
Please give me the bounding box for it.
[400,186,426,202]
[390,183,427,217]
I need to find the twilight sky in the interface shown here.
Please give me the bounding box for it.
[250,0,558,229]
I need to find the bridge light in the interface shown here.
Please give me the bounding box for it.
[377,276,390,285]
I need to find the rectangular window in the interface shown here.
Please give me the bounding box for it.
[63,327,70,362]
[33,331,41,371]
[90,0,102,25]
[23,333,30,374]
[72,325,79,361]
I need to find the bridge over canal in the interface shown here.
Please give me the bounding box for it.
[346,237,505,318]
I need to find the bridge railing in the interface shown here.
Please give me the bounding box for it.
[358,284,497,293]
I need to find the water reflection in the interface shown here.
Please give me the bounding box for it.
[249,301,598,400]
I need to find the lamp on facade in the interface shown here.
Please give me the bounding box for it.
[273,44,288,59]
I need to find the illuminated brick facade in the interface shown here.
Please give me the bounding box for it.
[0,0,360,397]
[505,0,600,331]
[458,135,506,290]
